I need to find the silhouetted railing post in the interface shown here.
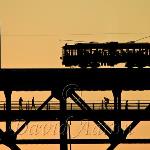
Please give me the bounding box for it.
[102,100,104,110]
[4,103,5,110]
[26,103,28,110]
[47,103,49,110]
[48,103,51,110]
[28,101,30,110]
[71,103,72,110]
[138,100,140,110]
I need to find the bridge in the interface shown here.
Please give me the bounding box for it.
[0,68,150,150]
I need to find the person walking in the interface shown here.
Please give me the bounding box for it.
[31,97,36,110]
[19,97,23,110]
[104,97,109,110]
[125,100,128,110]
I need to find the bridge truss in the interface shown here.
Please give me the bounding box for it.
[0,68,150,150]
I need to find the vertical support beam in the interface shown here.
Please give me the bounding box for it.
[60,97,68,150]
[112,88,122,134]
[4,90,12,132]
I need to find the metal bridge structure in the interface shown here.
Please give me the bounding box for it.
[0,68,150,150]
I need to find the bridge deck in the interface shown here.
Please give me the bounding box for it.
[0,68,150,90]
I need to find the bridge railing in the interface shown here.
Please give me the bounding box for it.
[0,100,150,111]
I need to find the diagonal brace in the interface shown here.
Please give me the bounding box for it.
[124,104,150,137]
[68,89,113,137]
[107,104,150,150]
[15,94,54,136]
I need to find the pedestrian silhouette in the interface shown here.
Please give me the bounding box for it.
[19,97,23,110]
[31,97,36,110]
[104,97,109,110]
[125,100,128,110]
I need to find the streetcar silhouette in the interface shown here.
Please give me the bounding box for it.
[61,42,150,68]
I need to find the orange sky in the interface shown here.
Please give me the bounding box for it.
[0,0,150,149]
[0,0,150,68]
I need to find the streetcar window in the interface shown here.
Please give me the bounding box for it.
[73,50,77,56]
[65,49,70,56]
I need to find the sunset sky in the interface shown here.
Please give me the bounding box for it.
[0,0,150,68]
[0,0,150,149]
